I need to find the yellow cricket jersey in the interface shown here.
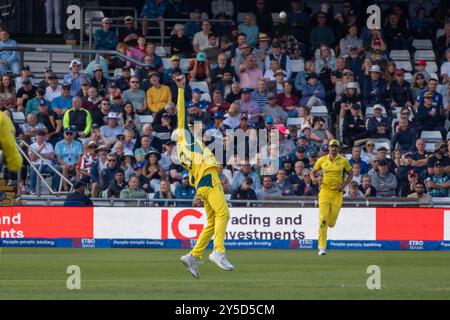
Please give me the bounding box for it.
[0,112,23,173]
[176,88,220,188]
[313,153,352,191]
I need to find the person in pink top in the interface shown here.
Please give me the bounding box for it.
[239,55,263,89]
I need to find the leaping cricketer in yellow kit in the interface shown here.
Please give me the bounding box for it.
[175,76,234,279]
[310,139,353,256]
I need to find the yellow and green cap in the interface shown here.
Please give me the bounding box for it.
[329,139,341,147]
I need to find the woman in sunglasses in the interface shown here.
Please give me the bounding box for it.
[361,140,377,164]
[411,73,428,101]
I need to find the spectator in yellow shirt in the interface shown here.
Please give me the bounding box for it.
[146,71,172,114]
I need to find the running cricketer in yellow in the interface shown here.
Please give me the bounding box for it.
[310,139,353,256]
[0,112,23,173]
[175,76,234,279]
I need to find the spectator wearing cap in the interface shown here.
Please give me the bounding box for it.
[383,13,409,50]
[85,54,110,81]
[204,111,230,143]
[144,149,164,190]
[262,92,287,125]
[414,78,443,111]
[119,151,137,180]
[89,64,109,97]
[25,88,48,117]
[427,143,450,175]
[55,126,83,191]
[170,23,193,57]
[300,73,326,107]
[163,55,182,83]
[207,90,230,115]
[28,129,58,193]
[146,71,172,114]
[188,51,210,82]
[362,65,387,107]
[174,171,196,207]
[335,80,361,122]
[63,96,92,138]
[16,78,37,112]
[0,30,20,75]
[239,55,263,90]
[193,20,218,53]
[153,111,174,144]
[44,74,62,102]
[413,59,431,82]
[36,98,62,146]
[389,69,413,108]
[64,60,89,97]
[132,162,153,193]
[391,118,416,153]
[238,87,261,127]
[64,181,93,206]
[110,91,124,113]
[342,103,368,147]
[20,113,47,144]
[367,104,391,140]
[264,40,292,80]
[119,16,141,47]
[371,158,398,197]
[415,91,444,135]
[50,83,72,116]
[15,65,35,91]
[100,112,125,148]
[310,13,335,49]
[116,65,132,92]
[94,17,118,50]
[187,88,209,110]
[426,161,450,197]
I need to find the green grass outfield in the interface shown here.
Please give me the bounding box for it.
[0,248,449,299]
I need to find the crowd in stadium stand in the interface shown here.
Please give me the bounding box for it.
[3,0,450,205]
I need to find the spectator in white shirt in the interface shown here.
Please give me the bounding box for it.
[440,48,450,84]
[193,20,218,53]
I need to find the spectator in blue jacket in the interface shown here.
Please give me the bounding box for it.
[94,18,119,50]
[362,65,387,107]
[174,171,196,206]
[64,60,89,97]
[141,0,166,37]
[415,92,444,135]
[0,31,20,75]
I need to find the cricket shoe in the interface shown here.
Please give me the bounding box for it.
[209,249,234,271]
[318,249,327,256]
[181,254,200,279]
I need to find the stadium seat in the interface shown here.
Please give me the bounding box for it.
[286,117,302,127]
[365,106,387,118]
[412,39,433,50]
[425,61,438,74]
[190,81,209,94]
[373,139,391,152]
[394,61,412,72]
[12,112,25,124]
[154,132,171,140]
[155,46,167,57]
[180,58,191,71]
[414,50,436,61]
[310,105,328,116]
[429,72,439,81]
[291,59,305,73]
[425,142,437,152]
[113,68,135,79]
[201,93,212,102]
[84,10,104,36]
[162,58,171,69]
[138,115,154,124]
[389,50,410,61]
[420,130,443,142]
[237,12,250,24]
